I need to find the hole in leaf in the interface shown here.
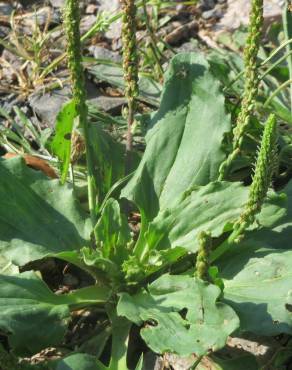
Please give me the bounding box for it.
[180,308,188,320]
[145,319,158,327]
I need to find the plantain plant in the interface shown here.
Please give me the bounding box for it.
[0,1,292,369]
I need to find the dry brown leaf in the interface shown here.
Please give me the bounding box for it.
[4,153,58,179]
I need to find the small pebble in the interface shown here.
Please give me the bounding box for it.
[0,2,14,16]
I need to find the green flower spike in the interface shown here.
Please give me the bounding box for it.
[121,0,139,157]
[211,114,278,262]
[219,0,264,180]
[64,0,97,225]
[237,113,278,230]
[196,231,212,281]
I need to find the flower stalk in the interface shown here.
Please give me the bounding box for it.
[219,0,264,180]
[121,0,139,169]
[64,0,97,226]
[236,114,278,231]
[196,231,212,281]
[212,114,278,262]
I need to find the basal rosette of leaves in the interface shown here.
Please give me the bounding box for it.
[0,53,290,368]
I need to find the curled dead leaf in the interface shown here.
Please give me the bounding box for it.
[3,153,58,179]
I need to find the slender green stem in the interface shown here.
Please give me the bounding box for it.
[223,48,292,94]
[282,2,292,113]
[263,79,292,108]
[64,0,97,227]
[191,356,204,370]
[261,50,292,80]
[142,0,164,79]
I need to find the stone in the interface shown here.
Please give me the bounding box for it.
[175,40,199,53]
[88,96,126,115]
[202,6,223,20]
[29,80,126,127]
[199,0,216,11]
[88,45,121,63]
[29,85,71,127]
[214,0,284,32]
[0,26,10,39]
[80,15,97,35]
[164,20,198,45]
[19,6,61,35]
[0,2,14,16]
[49,0,65,8]
[86,4,98,14]
[98,0,122,40]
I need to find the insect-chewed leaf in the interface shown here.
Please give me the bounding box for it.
[51,100,77,183]
[117,274,239,357]
[0,271,109,355]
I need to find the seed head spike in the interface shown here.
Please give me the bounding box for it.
[196,231,212,281]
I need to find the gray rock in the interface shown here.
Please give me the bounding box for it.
[29,81,126,127]
[49,0,65,8]
[20,6,61,35]
[202,6,223,20]
[98,0,122,40]
[0,2,14,16]
[80,15,97,35]
[49,0,90,9]
[29,85,71,127]
[0,26,10,39]
[199,0,216,11]
[175,40,199,53]
[214,0,284,32]
[88,96,126,115]
[88,45,121,63]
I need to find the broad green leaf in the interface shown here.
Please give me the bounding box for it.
[219,245,292,335]
[53,353,98,370]
[145,181,249,253]
[0,272,109,355]
[0,157,91,266]
[88,124,126,205]
[242,180,292,249]
[117,274,239,357]
[134,182,285,267]
[121,53,231,221]
[94,198,131,264]
[87,62,161,106]
[51,100,77,183]
[214,182,292,336]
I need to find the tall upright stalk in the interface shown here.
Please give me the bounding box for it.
[219,0,264,180]
[121,0,139,170]
[212,114,278,262]
[64,0,97,226]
